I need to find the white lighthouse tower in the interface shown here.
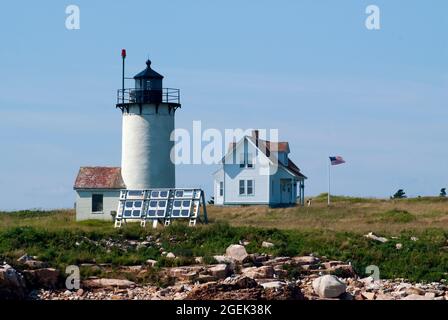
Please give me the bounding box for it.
[117,58,181,190]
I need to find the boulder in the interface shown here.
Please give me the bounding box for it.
[166,252,176,259]
[260,281,285,289]
[207,264,230,279]
[225,245,248,263]
[146,259,157,267]
[329,264,356,278]
[405,287,426,296]
[262,257,291,267]
[17,254,47,269]
[242,266,274,279]
[312,275,347,298]
[23,268,60,289]
[292,256,319,266]
[261,241,275,248]
[361,291,376,300]
[213,255,234,264]
[424,292,436,299]
[195,257,203,264]
[0,264,27,299]
[168,266,202,281]
[222,275,258,289]
[82,278,136,289]
[249,254,269,265]
[403,294,433,300]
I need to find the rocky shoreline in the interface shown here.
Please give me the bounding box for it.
[2,242,447,300]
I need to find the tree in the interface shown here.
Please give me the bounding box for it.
[208,196,215,205]
[440,188,447,197]
[392,189,407,199]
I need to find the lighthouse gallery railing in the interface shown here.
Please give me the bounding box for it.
[117,88,180,105]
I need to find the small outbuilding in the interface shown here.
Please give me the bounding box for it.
[73,167,125,221]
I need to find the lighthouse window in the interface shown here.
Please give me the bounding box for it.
[92,194,103,213]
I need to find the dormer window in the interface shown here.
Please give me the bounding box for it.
[239,153,245,168]
[247,153,253,168]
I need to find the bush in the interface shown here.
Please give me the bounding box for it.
[392,189,407,199]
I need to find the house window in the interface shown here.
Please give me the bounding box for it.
[239,153,245,168]
[239,180,245,195]
[92,194,103,213]
[247,153,253,168]
[247,180,254,195]
[219,181,224,196]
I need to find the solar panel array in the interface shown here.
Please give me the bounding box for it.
[114,188,208,228]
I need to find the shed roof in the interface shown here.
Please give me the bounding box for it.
[74,167,125,189]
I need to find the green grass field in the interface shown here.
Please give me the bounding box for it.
[1,195,447,283]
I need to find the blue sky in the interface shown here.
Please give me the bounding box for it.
[0,1,447,210]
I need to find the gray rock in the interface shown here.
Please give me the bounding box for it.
[312,275,347,298]
[262,241,275,248]
[403,294,433,300]
[213,255,234,264]
[207,264,230,279]
[292,256,319,265]
[23,268,60,289]
[0,264,27,299]
[242,266,274,279]
[261,281,285,289]
[166,252,176,259]
[82,278,136,289]
[222,275,258,289]
[225,244,248,263]
[146,259,157,267]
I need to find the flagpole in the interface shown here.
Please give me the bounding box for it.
[328,159,331,206]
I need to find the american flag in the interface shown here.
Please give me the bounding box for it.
[329,156,345,165]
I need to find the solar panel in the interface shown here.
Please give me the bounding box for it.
[146,199,167,218]
[114,188,208,228]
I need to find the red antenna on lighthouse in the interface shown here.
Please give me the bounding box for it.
[121,49,126,104]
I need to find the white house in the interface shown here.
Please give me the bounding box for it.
[74,167,125,221]
[213,130,306,206]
